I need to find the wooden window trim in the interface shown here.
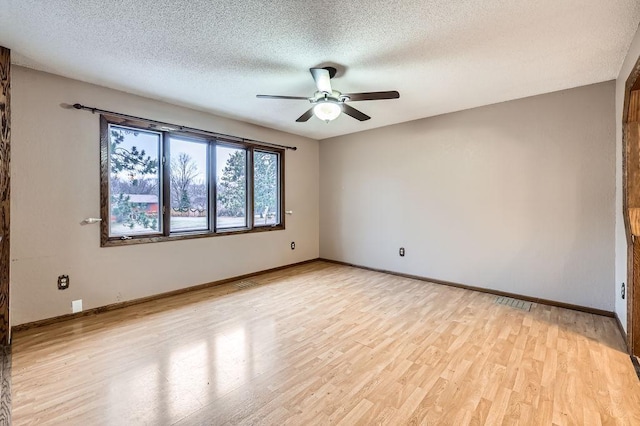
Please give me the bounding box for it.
[99,115,285,247]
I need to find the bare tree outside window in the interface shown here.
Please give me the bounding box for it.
[169,137,208,232]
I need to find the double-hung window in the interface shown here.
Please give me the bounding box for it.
[100,115,284,246]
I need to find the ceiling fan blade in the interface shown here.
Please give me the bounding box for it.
[309,68,332,94]
[342,104,371,121]
[296,107,315,122]
[343,91,400,101]
[257,95,309,100]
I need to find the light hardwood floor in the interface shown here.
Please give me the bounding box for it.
[11,261,640,425]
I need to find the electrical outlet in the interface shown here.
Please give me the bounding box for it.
[622,282,626,299]
[291,242,295,250]
[399,247,405,257]
[72,299,83,313]
[58,275,69,290]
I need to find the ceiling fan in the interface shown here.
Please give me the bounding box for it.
[256,67,400,123]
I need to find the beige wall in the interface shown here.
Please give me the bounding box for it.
[615,24,640,332]
[320,82,616,311]
[9,64,621,324]
[10,67,320,325]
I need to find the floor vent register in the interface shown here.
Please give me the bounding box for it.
[494,296,532,312]
[234,280,261,290]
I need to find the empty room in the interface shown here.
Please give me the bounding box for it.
[1,0,640,424]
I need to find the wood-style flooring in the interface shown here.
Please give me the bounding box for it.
[11,261,640,425]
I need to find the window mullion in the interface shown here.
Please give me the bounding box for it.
[162,132,171,236]
[248,146,254,229]
[210,140,217,233]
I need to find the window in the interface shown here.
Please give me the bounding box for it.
[216,145,247,230]
[107,125,162,237]
[101,115,284,246]
[254,150,280,226]
[169,136,209,232]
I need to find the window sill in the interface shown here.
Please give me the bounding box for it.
[101,224,285,247]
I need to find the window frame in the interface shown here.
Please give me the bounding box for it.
[105,122,164,237]
[214,142,251,233]
[100,115,285,247]
[253,149,282,228]
[166,134,211,235]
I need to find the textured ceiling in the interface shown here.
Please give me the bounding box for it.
[1,1,639,140]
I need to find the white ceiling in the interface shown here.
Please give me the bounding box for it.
[1,1,639,140]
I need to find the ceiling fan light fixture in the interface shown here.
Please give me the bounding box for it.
[313,101,342,122]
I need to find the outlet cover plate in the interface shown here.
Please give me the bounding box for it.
[58,275,69,290]
[72,299,83,313]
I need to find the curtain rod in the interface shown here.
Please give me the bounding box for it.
[71,103,297,151]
